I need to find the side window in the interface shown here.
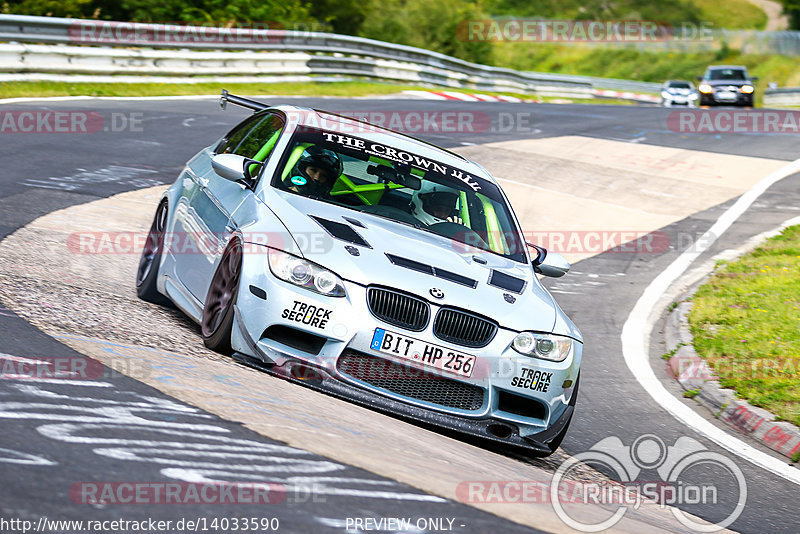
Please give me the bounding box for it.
[216,114,263,154]
[215,112,285,160]
[235,114,284,161]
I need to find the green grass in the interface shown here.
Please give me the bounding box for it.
[487,0,768,30]
[0,80,429,99]
[692,0,768,30]
[689,225,800,427]
[0,80,552,101]
[493,43,800,105]
[495,43,800,85]
[662,343,687,361]
[0,80,646,104]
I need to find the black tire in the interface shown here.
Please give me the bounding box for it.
[136,201,170,305]
[201,239,243,354]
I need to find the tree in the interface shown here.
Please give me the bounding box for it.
[3,0,94,18]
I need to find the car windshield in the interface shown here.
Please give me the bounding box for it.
[667,82,691,89]
[272,127,527,263]
[707,69,746,81]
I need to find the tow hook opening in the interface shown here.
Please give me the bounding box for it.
[275,360,325,384]
[487,423,514,439]
[290,362,324,382]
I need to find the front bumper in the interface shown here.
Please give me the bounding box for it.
[230,250,581,449]
[233,349,577,455]
[662,95,696,107]
[700,89,753,106]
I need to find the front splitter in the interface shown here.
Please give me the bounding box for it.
[232,352,576,457]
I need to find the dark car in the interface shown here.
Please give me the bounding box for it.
[696,65,757,107]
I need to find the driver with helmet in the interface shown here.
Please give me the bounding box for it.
[286,146,343,197]
[410,183,463,225]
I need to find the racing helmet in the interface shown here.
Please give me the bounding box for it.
[289,146,343,195]
[410,182,460,225]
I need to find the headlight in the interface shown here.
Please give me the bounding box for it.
[740,85,754,94]
[511,332,573,362]
[698,84,712,93]
[661,90,671,98]
[267,249,346,297]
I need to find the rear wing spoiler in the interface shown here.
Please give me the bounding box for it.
[219,89,268,112]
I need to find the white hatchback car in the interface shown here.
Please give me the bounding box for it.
[661,80,698,107]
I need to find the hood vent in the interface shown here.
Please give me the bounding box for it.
[386,254,477,288]
[342,216,366,228]
[488,270,526,294]
[311,216,370,248]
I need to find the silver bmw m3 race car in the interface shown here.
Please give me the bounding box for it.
[136,91,583,455]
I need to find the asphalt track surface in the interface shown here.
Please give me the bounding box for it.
[1,96,799,533]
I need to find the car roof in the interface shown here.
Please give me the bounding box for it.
[268,104,497,184]
[705,65,747,70]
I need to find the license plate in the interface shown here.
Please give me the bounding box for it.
[717,91,736,99]
[370,328,476,378]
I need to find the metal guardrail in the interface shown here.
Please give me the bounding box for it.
[0,14,665,97]
[5,14,800,98]
[764,87,800,106]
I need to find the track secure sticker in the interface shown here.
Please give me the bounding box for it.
[290,176,307,186]
[511,367,552,393]
[281,300,332,328]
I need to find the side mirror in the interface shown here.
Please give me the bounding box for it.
[750,76,759,82]
[211,154,263,188]
[528,243,570,278]
[696,75,702,81]
[212,154,248,181]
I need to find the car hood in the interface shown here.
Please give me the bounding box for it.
[666,87,693,96]
[704,80,751,87]
[257,191,559,333]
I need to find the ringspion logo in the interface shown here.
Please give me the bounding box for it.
[551,434,746,532]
